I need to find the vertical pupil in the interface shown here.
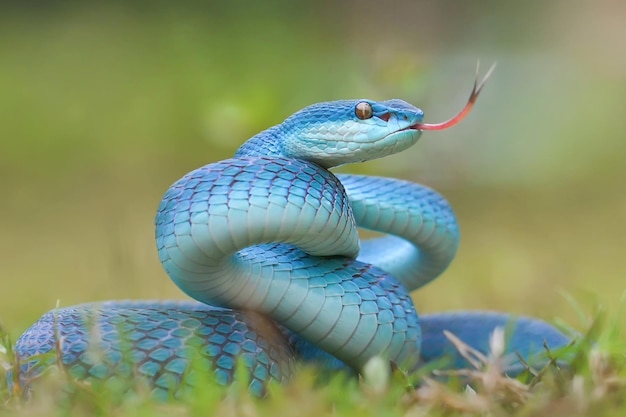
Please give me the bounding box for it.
[357,103,371,119]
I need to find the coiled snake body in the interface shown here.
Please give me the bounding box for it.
[14,97,571,397]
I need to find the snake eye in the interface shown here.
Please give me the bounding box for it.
[355,102,373,120]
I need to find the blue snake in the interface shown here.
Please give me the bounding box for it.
[13,86,572,398]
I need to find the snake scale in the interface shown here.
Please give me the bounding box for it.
[12,72,572,398]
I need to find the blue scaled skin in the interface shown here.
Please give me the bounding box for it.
[13,99,572,398]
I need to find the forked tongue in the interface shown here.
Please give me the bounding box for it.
[415,62,496,131]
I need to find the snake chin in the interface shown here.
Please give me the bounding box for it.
[380,129,421,155]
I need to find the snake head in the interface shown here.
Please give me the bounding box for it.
[278,99,425,168]
[236,64,494,168]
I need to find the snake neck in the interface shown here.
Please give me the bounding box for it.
[235,125,287,159]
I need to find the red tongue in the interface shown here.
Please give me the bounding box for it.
[415,62,496,131]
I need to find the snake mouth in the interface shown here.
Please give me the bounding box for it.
[382,126,422,149]
[390,124,420,135]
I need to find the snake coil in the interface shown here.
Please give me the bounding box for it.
[13,90,572,398]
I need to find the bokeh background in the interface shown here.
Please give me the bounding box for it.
[1,1,625,340]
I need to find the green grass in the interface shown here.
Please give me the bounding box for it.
[1,303,624,417]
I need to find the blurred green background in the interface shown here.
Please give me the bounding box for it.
[1,0,625,339]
